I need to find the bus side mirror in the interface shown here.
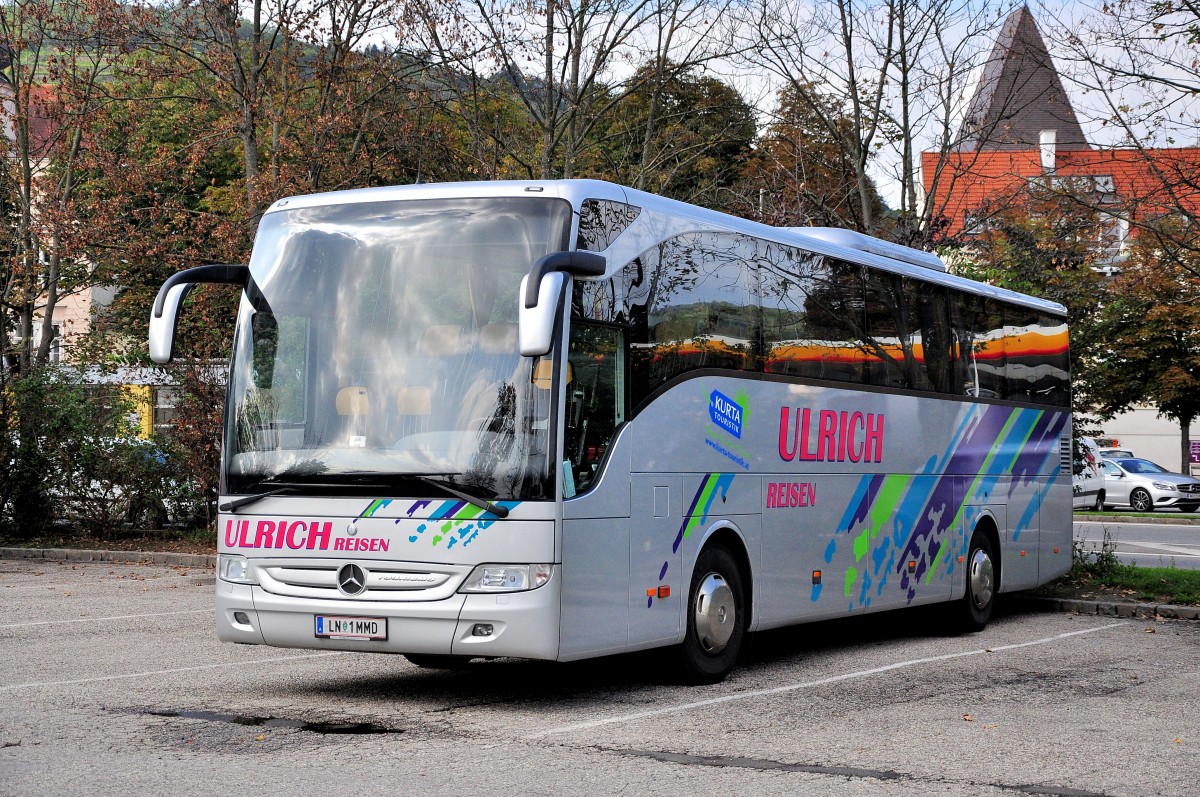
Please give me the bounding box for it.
[519,272,565,356]
[518,251,606,357]
[148,264,250,363]
[149,282,194,363]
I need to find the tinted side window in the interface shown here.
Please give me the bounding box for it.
[1004,308,1070,407]
[798,258,867,384]
[1037,313,1070,407]
[574,231,761,406]
[634,233,760,404]
[912,281,959,394]
[956,294,1007,399]
[760,246,822,378]
[576,199,641,252]
[862,269,934,390]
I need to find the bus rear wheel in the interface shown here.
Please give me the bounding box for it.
[678,546,745,684]
[956,530,996,633]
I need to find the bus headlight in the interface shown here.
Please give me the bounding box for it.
[459,564,552,593]
[218,554,258,585]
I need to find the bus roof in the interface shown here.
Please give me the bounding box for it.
[264,179,1067,318]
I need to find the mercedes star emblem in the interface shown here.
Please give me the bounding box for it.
[336,563,367,596]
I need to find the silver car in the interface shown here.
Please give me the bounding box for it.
[1100,458,1200,513]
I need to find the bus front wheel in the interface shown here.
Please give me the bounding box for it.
[678,546,745,684]
[956,530,996,633]
[404,654,474,670]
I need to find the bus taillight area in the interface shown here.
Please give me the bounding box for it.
[215,561,562,661]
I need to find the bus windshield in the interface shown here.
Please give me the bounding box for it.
[224,196,573,501]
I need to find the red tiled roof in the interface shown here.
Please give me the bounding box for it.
[24,84,59,153]
[1,82,61,153]
[924,147,1200,237]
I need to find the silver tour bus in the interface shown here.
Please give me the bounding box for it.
[149,180,1073,683]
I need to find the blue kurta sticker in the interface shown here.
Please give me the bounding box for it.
[709,390,743,438]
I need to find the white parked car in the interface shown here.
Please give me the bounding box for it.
[1072,437,1105,511]
[1099,447,1136,459]
[1100,457,1200,513]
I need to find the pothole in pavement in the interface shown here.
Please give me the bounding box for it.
[143,708,400,735]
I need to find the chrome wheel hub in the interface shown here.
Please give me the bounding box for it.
[968,548,994,610]
[693,573,736,654]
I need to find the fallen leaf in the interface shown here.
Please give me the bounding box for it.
[963,714,974,722]
[255,734,265,741]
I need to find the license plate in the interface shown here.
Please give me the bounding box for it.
[314,615,387,640]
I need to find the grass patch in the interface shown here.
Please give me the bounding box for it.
[1032,528,1200,606]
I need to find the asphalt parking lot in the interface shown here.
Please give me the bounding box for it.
[1,557,1197,797]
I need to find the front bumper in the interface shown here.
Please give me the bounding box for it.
[216,569,562,660]
[1153,491,1200,507]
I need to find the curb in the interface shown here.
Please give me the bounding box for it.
[1014,595,1200,621]
[0,547,216,569]
[1073,513,1200,525]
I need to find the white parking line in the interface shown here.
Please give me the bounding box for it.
[0,609,210,630]
[1116,543,1200,558]
[529,622,1129,738]
[0,651,346,692]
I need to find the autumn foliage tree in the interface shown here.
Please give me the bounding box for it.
[1080,225,1200,471]
[749,82,885,228]
[595,62,756,209]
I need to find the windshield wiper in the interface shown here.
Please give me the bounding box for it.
[406,474,510,518]
[219,484,300,513]
[220,475,510,519]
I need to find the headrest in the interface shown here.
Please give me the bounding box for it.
[336,386,369,415]
[396,386,432,416]
[418,325,465,355]
[478,323,518,354]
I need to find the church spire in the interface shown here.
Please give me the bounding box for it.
[958,6,1088,151]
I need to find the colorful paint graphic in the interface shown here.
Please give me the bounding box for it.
[648,473,735,608]
[396,498,519,549]
[822,404,1066,609]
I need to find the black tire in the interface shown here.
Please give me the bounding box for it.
[1130,488,1154,513]
[956,529,996,633]
[1092,491,1106,512]
[404,654,474,670]
[1177,503,1199,514]
[678,546,745,684]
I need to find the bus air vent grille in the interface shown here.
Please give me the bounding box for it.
[256,561,467,602]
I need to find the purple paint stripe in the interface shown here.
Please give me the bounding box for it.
[1009,411,1068,491]
[429,500,467,520]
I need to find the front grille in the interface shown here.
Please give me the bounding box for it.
[255,560,467,601]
